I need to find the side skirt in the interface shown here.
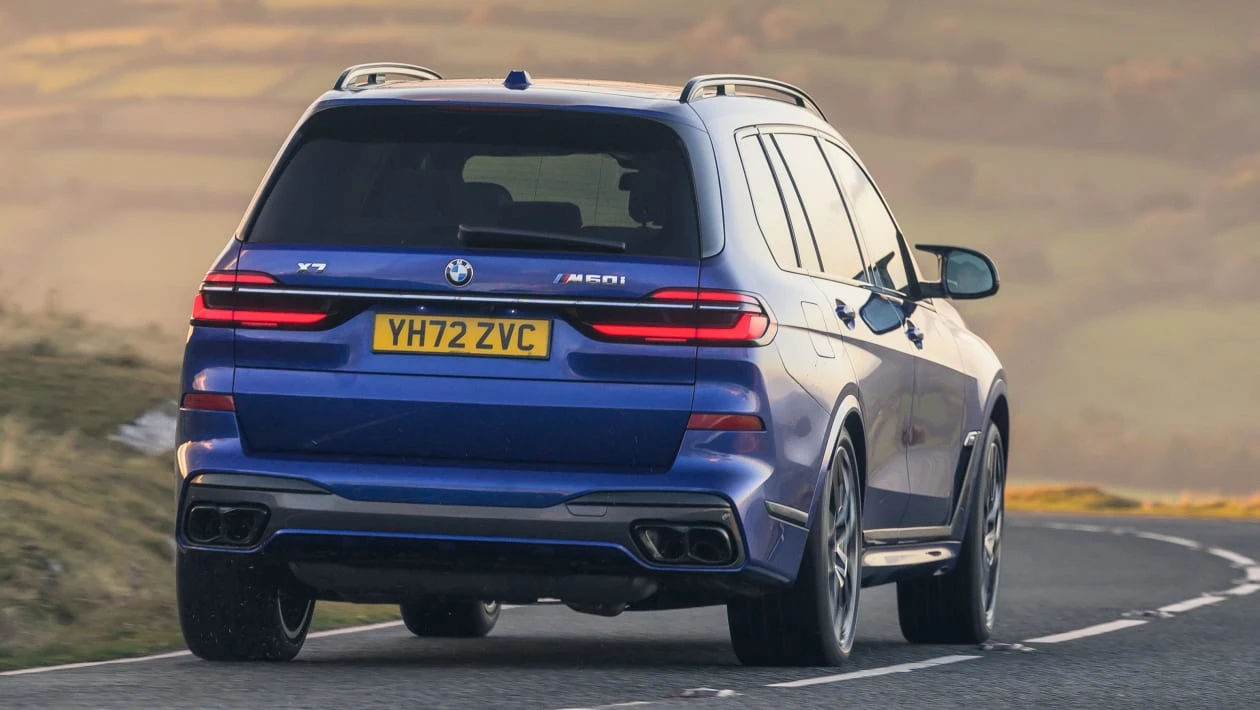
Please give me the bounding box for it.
[861,428,983,547]
[860,541,961,587]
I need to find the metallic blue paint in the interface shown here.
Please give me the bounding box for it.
[175,74,1007,601]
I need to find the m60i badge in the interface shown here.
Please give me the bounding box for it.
[554,273,627,285]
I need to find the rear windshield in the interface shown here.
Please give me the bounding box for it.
[245,105,700,259]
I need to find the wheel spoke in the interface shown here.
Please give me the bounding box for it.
[828,563,843,613]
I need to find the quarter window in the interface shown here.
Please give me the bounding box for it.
[763,135,822,272]
[736,135,798,269]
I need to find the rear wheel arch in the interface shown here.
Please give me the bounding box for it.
[806,392,864,530]
[959,376,1008,520]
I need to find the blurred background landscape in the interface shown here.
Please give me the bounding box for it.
[1,0,1258,667]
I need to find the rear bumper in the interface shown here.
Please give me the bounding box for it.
[177,473,793,605]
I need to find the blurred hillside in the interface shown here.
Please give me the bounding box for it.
[1,0,1258,494]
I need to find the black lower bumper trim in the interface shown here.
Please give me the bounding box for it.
[180,482,746,569]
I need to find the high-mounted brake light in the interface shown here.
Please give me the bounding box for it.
[191,271,329,329]
[580,288,774,346]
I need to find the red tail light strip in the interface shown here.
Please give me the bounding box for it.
[191,271,328,329]
[650,289,754,303]
[582,288,775,346]
[590,313,771,343]
[203,271,276,285]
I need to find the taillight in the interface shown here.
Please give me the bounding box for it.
[191,271,329,329]
[577,289,775,346]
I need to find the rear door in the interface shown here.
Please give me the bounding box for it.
[211,104,708,469]
[821,141,969,527]
[762,129,916,530]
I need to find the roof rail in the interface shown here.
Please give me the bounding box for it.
[333,63,443,91]
[679,74,826,120]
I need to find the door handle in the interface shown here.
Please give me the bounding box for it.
[835,300,856,329]
[905,320,924,345]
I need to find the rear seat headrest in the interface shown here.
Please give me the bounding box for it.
[462,181,513,207]
[620,170,669,226]
[458,182,513,225]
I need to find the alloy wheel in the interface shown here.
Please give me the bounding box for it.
[827,446,860,651]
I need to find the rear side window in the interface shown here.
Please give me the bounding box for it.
[246,106,700,259]
[773,133,866,281]
[736,135,799,269]
[763,136,822,272]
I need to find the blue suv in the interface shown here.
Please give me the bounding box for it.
[175,64,1010,666]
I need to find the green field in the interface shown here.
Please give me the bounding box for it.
[0,0,1257,668]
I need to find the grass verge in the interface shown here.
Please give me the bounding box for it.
[0,331,399,672]
[0,408,401,672]
[1008,485,1260,520]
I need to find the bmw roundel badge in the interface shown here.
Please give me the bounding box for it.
[445,258,474,287]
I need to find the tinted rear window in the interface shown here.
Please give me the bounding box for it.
[245,105,700,259]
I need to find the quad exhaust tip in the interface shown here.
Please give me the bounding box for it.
[632,523,736,566]
[185,504,270,547]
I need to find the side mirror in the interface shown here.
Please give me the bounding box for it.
[913,244,1000,300]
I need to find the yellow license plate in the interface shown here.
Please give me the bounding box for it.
[372,314,552,359]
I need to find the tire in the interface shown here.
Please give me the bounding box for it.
[726,429,863,666]
[896,422,1005,644]
[400,598,500,638]
[177,551,314,662]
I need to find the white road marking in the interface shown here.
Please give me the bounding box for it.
[1023,619,1149,644]
[766,655,981,688]
[307,620,405,639]
[1135,532,1201,549]
[0,650,193,676]
[0,620,420,675]
[1223,583,1260,596]
[554,702,656,710]
[1249,567,1260,582]
[1042,522,1110,533]
[1157,595,1226,614]
[1207,548,1258,567]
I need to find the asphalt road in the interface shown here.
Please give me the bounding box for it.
[3,514,1258,709]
